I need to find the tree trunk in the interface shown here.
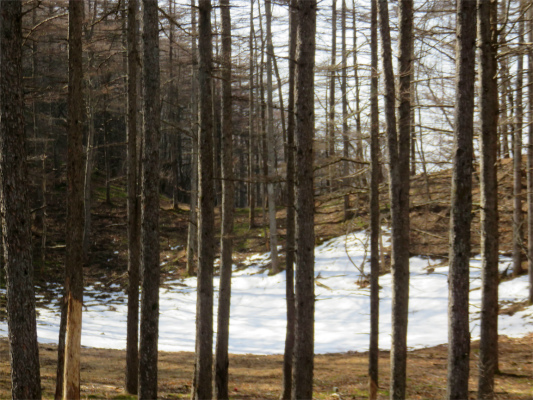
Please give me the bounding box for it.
[528,3,533,304]
[138,0,161,398]
[341,0,351,221]
[447,1,477,398]
[248,0,256,229]
[63,0,86,398]
[125,0,141,393]
[328,0,336,189]
[215,0,234,397]
[192,1,215,398]
[266,0,279,273]
[353,1,364,188]
[477,0,500,397]
[368,1,380,398]
[292,0,316,398]
[282,1,297,398]
[513,1,525,277]
[187,0,199,276]
[0,1,42,398]
[377,0,411,397]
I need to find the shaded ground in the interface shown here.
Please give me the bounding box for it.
[1,334,531,399]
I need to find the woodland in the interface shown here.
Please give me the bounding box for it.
[0,0,532,399]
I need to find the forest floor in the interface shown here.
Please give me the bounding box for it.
[1,158,533,398]
[0,333,532,399]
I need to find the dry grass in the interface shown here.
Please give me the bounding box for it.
[1,334,532,399]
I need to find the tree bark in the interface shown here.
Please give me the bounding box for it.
[191,1,215,398]
[377,0,411,397]
[63,0,86,397]
[0,1,42,398]
[187,0,199,276]
[215,0,234,397]
[513,1,525,277]
[125,0,141,393]
[282,1,297,398]
[528,3,533,304]
[447,1,477,398]
[266,0,279,273]
[248,0,256,229]
[292,0,316,398]
[477,0,500,396]
[138,0,161,398]
[368,1,380,398]
[341,0,351,221]
[328,0,336,163]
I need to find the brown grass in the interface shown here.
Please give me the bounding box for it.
[1,334,532,399]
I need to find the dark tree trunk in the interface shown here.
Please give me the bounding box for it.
[282,1,297,398]
[125,0,141,393]
[477,0,500,398]
[291,0,316,398]
[528,4,533,304]
[191,1,215,398]
[0,1,42,398]
[215,0,234,397]
[248,0,256,229]
[368,1,380,398]
[138,0,161,398]
[447,0,477,399]
[513,2,525,277]
[63,0,85,398]
[377,0,411,397]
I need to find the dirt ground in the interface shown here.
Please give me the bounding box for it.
[1,334,531,399]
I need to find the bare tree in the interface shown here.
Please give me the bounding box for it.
[215,0,234,397]
[528,2,533,304]
[125,0,141,393]
[0,0,42,398]
[377,0,412,397]
[63,0,86,397]
[368,0,380,397]
[191,0,215,398]
[447,0,477,398]
[292,0,316,398]
[138,0,161,398]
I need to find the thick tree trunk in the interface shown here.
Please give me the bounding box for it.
[191,1,215,398]
[63,0,85,398]
[138,1,161,398]
[292,0,316,398]
[513,2,525,277]
[187,0,199,276]
[368,1,380,398]
[377,0,411,397]
[282,1,297,398]
[477,0,500,397]
[447,1,477,399]
[125,0,141,393]
[0,1,42,398]
[528,4,533,304]
[215,0,234,397]
[266,0,279,273]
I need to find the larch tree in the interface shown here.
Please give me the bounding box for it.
[248,0,256,230]
[528,2,533,304]
[341,0,351,221]
[368,0,380,397]
[377,0,412,397]
[125,0,141,393]
[63,0,86,397]
[328,0,336,169]
[265,0,279,273]
[447,0,477,398]
[138,0,161,398]
[477,0,500,397]
[513,0,525,277]
[292,0,316,398]
[215,0,234,397]
[187,0,199,277]
[0,0,42,398]
[192,0,215,398]
[282,1,297,398]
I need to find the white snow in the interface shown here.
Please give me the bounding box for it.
[0,230,532,354]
